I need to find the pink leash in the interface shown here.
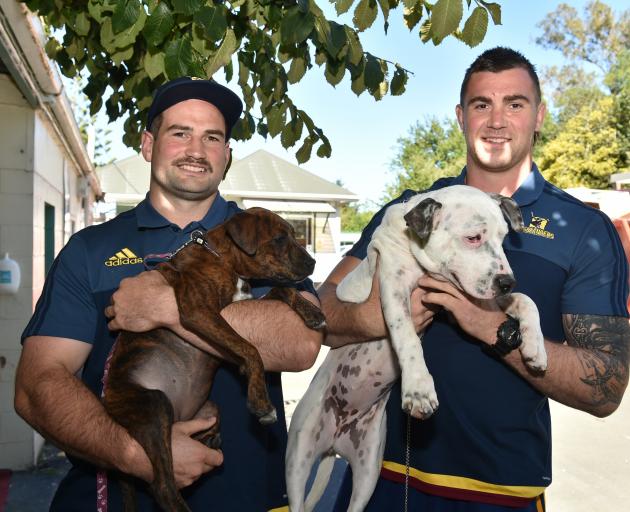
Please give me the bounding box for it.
[97,340,118,512]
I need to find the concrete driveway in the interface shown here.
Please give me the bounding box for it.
[283,347,630,511]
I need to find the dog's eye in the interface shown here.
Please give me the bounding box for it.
[464,234,483,246]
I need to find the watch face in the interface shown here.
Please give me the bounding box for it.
[496,315,522,354]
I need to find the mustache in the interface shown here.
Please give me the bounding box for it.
[172,156,212,170]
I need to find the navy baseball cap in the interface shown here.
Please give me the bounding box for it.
[146,77,243,138]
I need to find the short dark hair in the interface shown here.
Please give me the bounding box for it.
[149,112,163,136]
[460,47,541,106]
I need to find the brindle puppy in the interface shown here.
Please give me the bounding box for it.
[103,207,325,512]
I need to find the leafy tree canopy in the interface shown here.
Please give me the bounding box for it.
[539,96,621,189]
[384,116,464,201]
[23,0,502,163]
[535,0,630,186]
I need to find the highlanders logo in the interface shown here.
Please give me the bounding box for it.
[105,248,144,266]
[522,213,555,239]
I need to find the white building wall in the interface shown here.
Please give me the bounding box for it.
[0,73,37,469]
[0,73,92,469]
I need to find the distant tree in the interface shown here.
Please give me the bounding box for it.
[65,73,115,167]
[538,96,621,189]
[535,0,629,73]
[22,0,503,162]
[384,117,465,201]
[535,0,630,185]
[335,180,375,232]
[604,50,630,170]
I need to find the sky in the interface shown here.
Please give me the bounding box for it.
[106,1,627,208]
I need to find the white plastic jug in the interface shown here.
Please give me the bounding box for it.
[0,253,21,294]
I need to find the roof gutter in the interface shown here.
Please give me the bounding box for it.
[0,0,102,198]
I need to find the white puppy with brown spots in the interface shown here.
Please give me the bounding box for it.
[285,185,547,512]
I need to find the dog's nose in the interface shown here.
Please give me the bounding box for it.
[493,274,516,295]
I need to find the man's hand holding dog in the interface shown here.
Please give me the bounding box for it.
[418,275,506,346]
[125,416,223,489]
[106,271,178,332]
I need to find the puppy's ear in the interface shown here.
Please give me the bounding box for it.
[225,211,259,255]
[404,198,442,246]
[490,194,524,232]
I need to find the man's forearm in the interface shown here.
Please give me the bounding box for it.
[15,366,151,479]
[505,315,630,417]
[220,294,322,372]
[319,282,387,348]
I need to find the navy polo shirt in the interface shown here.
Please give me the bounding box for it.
[23,193,315,512]
[336,165,628,508]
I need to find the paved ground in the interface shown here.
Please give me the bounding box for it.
[4,348,629,511]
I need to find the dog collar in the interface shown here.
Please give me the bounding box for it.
[143,230,219,269]
[184,229,220,258]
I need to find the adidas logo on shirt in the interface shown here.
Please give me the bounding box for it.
[105,248,143,267]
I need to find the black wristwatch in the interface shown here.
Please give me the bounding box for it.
[484,314,522,358]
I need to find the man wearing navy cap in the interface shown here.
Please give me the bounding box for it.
[15,77,322,511]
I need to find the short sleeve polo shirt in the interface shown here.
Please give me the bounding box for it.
[22,193,315,512]
[344,165,628,506]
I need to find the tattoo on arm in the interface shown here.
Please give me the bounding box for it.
[563,314,630,407]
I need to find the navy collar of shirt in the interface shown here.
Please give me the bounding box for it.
[135,193,231,232]
[454,163,545,207]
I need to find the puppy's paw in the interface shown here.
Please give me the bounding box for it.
[303,309,327,330]
[401,390,439,420]
[520,328,547,372]
[258,407,278,425]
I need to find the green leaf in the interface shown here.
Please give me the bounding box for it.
[74,12,91,36]
[344,27,363,66]
[325,60,345,86]
[461,6,488,47]
[143,2,175,46]
[377,0,390,24]
[194,5,228,43]
[351,67,366,96]
[280,8,315,45]
[353,0,378,32]
[390,66,407,95]
[112,0,141,35]
[420,18,432,43]
[295,137,313,163]
[364,54,384,91]
[287,56,307,84]
[479,1,501,25]
[314,17,347,60]
[164,37,193,79]
[403,3,423,31]
[335,0,354,15]
[144,50,165,79]
[44,37,61,59]
[100,9,146,51]
[267,105,286,137]
[112,45,134,65]
[281,115,303,148]
[205,29,238,77]
[257,121,269,139]
[316,138,332,158]
[430,0,463,45]
[87,1,104,23]
[172,0,205,15]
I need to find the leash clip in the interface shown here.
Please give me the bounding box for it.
[191,229,206,245]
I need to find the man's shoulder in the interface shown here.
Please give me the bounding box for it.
[541,180,614,228]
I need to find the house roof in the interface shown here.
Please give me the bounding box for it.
[96,149,359,203]
[224,150,357,201]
